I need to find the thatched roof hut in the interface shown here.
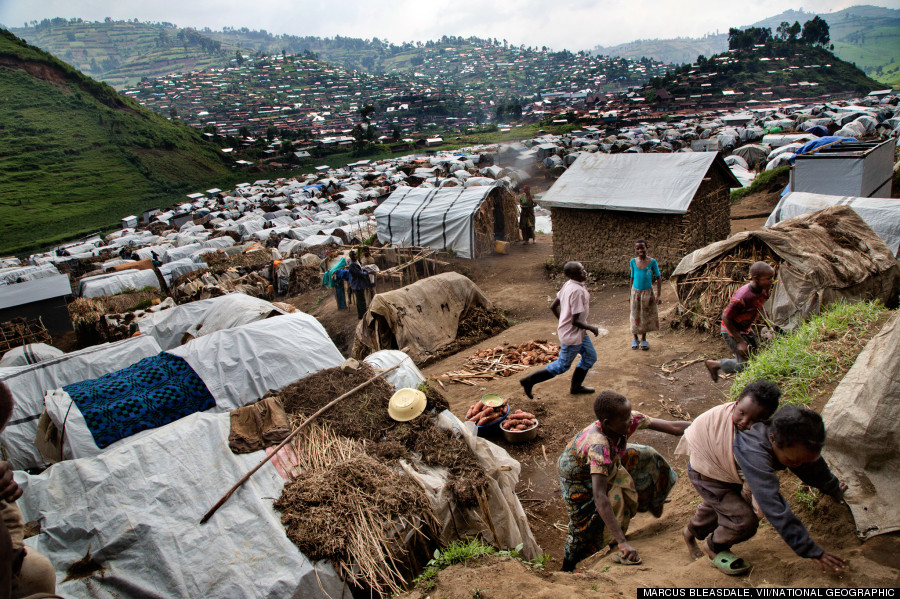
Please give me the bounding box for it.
[672,205,900,331]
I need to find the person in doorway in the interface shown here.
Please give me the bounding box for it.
[629,239,661,351]
[677,380,781,575]
[705,261,775,382]
[0,382,58,598]
[520,261,599,398]
[558,390,690,571]
[347,250,371,320]
[519,185,536,244]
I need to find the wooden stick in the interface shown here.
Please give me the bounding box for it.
[200,362,402,524]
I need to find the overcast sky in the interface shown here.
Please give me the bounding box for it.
[2,0,898,51]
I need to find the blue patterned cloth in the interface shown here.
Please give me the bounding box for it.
[64,352,215,449]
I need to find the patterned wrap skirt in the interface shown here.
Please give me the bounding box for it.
[630,288,659,335]
[558,444,677,565]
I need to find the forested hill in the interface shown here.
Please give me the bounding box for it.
[0,29,233,255]
[593,5,900,87]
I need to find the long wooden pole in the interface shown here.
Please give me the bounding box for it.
[200,362,401,524]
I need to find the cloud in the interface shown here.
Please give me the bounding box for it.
[2,0,896,51]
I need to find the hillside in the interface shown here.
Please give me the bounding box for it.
[593,5,900,86]
[0,29,233,255]
[646,42,882,105]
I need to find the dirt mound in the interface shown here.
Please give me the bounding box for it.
[277,365,485,506]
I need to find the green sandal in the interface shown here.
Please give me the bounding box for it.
[709,550,751,576]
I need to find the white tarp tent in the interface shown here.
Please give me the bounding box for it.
[15,411,350,599]
[137,293,286,351]
[539,152,736,214]
[375,185,499,259]
[0,336,162,470]
[0,343,64,368]
[78,269,160,298]
[765,192,900,257]
[44,313,344,461]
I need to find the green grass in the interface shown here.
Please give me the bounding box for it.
[0,29,234,255]
[730,166,790,202]
[413,539,548,591]
[730,300,887,405]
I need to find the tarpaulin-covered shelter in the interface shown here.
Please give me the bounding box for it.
[672,205,900,331]
[821,311,900,540]
[374,185,520,259]
[352,272,493,363]
[0,336,163,470]
[42,312,344,462]
[766,192,900,257]
[540,152,739,273]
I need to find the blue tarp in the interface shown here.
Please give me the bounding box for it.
[791,136,857,163]
[806,125,830,138]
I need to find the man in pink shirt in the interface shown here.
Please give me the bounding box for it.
[520,261,600,398]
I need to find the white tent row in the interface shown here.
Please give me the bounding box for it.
[766,192,900,257]
[137,293,286,351]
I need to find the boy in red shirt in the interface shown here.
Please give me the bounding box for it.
[705,262,775,382]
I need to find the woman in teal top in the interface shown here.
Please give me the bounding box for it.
[629,239,661,350]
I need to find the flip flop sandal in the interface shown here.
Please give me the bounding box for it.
[611,551,642,566]
[709,550,751,576]
[631,340,639,350]
[640,341,650,351]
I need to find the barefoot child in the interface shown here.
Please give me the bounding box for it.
[705,261,775,382]
[520,261,600,398]
[558,390,690,571]
[629,239,661,351]
[733,404,847,575]
[677,380,781,575]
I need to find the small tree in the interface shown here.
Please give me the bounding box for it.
[801,17,830,47]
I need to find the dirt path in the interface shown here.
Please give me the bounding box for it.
[288,193,899,592]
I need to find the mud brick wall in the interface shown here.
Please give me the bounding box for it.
[550,169,732,276]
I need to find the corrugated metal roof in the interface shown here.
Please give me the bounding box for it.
[0,274,72,310]
[540,152,734,215]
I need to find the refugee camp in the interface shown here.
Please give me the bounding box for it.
[1,2,900,597]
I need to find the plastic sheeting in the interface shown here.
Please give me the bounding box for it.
[401,410,542,559]
[766,192,900,257]
[168,313,344,410]
[363,350,426,390]
[78,269,160,298]
[0,343,64,368]
[15,412,350,599]
[539,152,739,214]
[138,293,287,351]
[375,186,498,259]
[821,312,900,540]
[0,336,162,470]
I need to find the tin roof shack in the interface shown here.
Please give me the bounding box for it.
[790,138,896,199]
[540,153,739,274]
[0,274,73,335]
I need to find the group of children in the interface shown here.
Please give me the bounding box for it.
[522,244,848,576]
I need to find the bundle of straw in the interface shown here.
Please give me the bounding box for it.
[275,422,437,596]
[674,241,780,331]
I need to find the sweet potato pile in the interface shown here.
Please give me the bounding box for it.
[464,399,507,427]
[501,410,537,432]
